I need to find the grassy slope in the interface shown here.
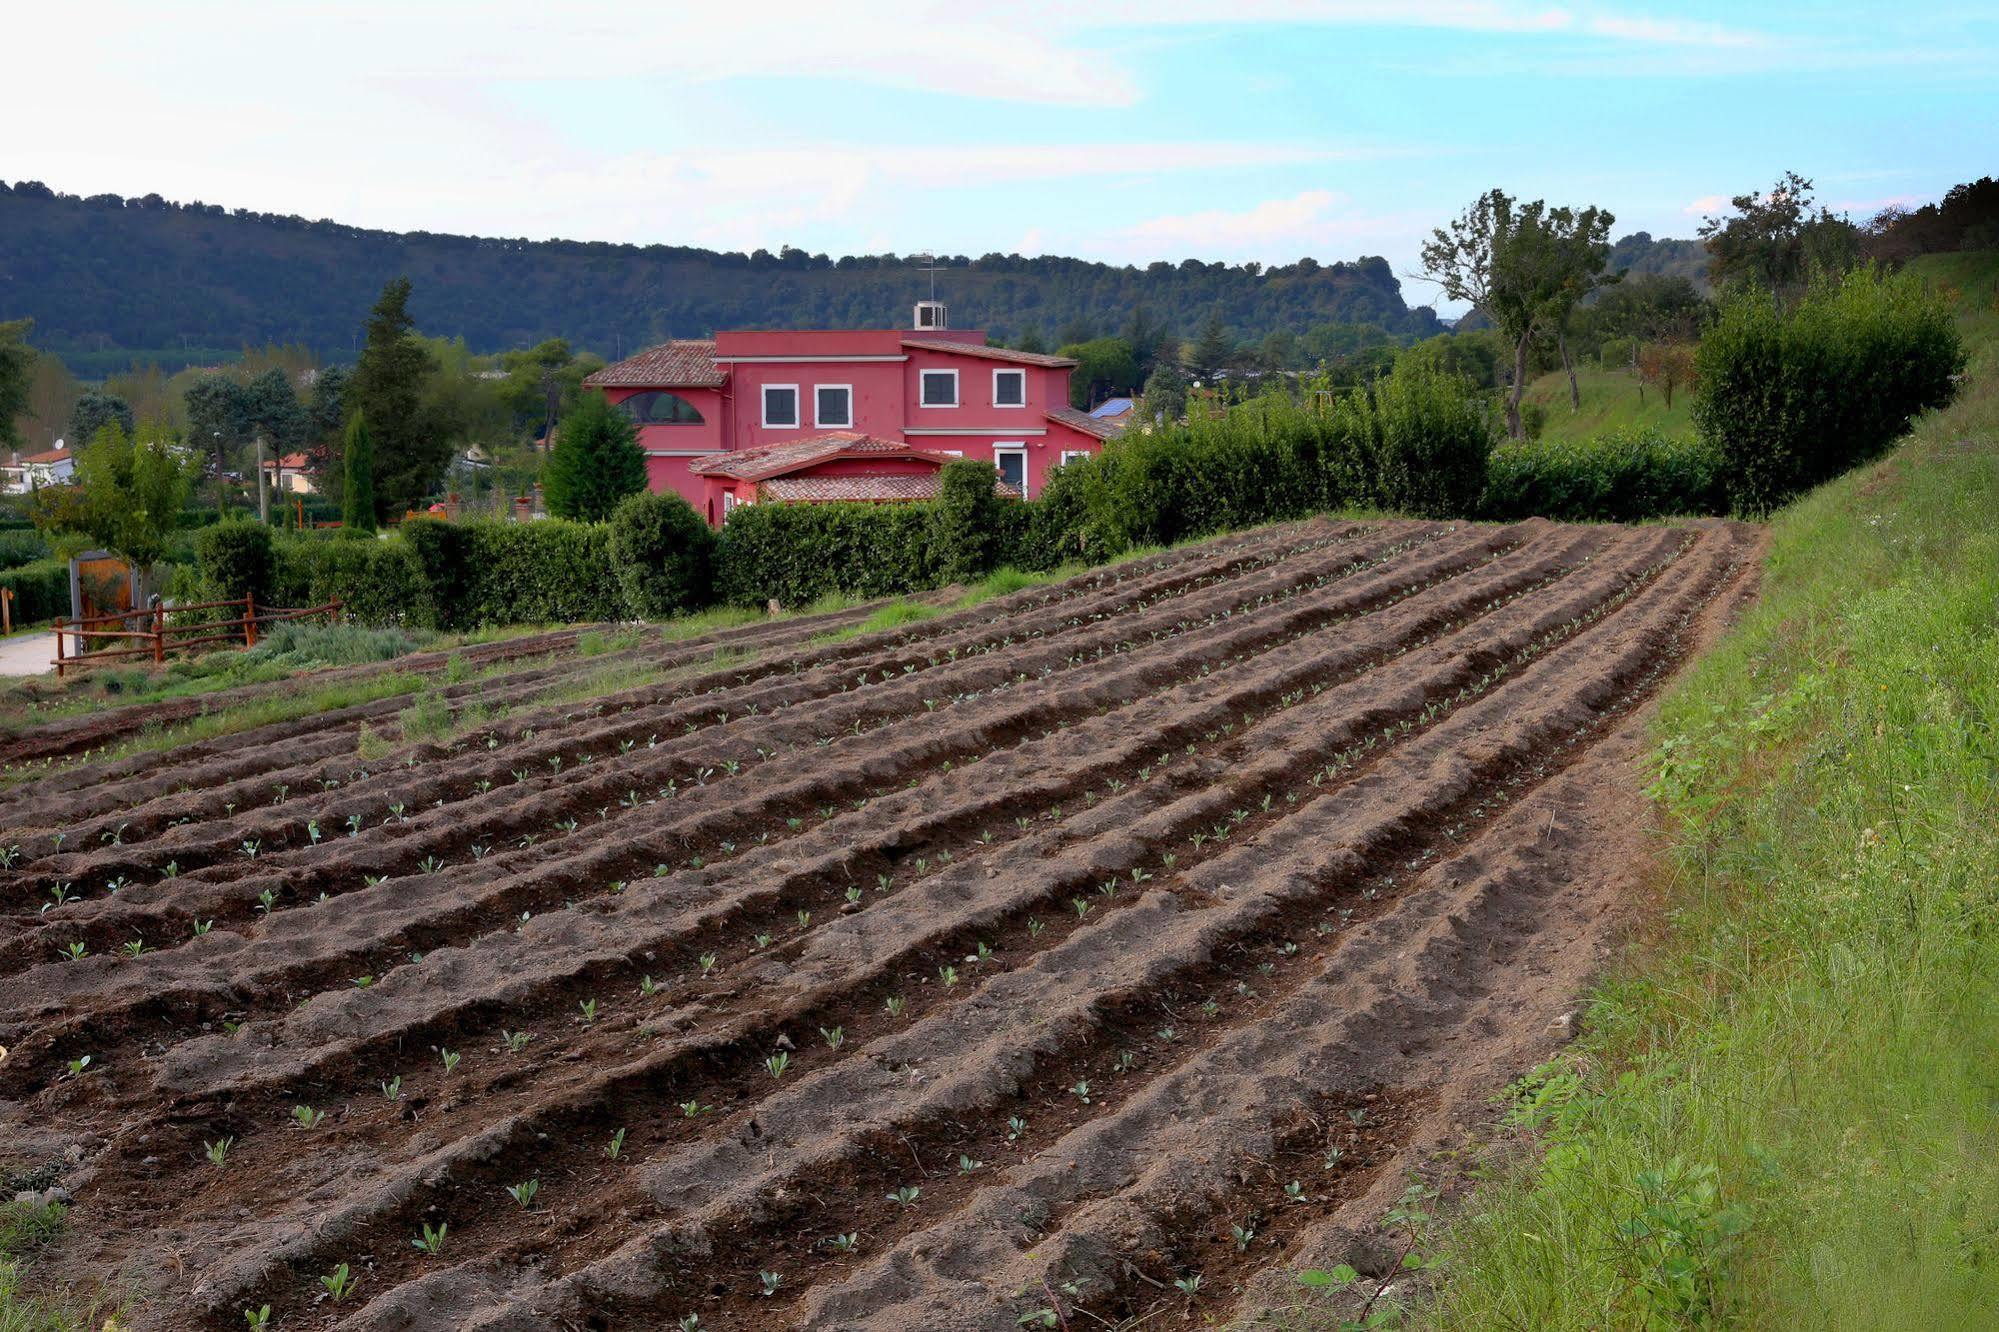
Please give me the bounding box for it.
[1426,255,1999,1329]
[1521,364,1694,445]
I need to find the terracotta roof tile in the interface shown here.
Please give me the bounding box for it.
[901,339,1077,368]
[22,447,71,464]
[583,340,725,388]
[689,432,953,482]
[1045,406,1125,441]
[761,473,1021,502]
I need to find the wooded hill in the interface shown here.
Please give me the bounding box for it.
[0,182,1457,373]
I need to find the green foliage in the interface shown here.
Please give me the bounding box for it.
[1698,171,1861,293]
[195,520,277,603]
[272,530,431,627]
[352,277,451,517]
[543,390,646,521]
[34,421,201,574]
[0,559,65,623]
[1693,265,1962,513]
[929,458,1005,583]
[1059,336,1140,409]
[608,490,715,619]
[716,502,944,608]
[0,317,34,450]
[0,529,49,572]
[1483,429,1725,522]
[342,411,377,532]
[1430,336,1999,1330]
[67,390,133,446]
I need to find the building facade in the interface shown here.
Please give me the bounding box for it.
[582,304,1119,525]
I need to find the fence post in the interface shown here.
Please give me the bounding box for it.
[1,586,12,637]
[243,596,258,649]
[53,616,66,679]
[152,603,166,666]
[331,598,343,625]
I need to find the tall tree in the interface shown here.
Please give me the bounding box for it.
[1187,317,1234,380]
[542,391,646,521]
[351,277,449,518]
[1057,337,1139,410]
[1700,172,1860,293]
[184,374,256,512]
[1421,189,1614,439]
[29,420,198,593]
[342,411,377,532]
[69,391,134,446]
[0,318,35,450]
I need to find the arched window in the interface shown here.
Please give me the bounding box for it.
[618,391,706,425]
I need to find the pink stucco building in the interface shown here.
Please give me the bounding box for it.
[581,303,1121,525]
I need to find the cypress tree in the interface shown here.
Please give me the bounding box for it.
[543,391,647,521]
[343,411,377,532]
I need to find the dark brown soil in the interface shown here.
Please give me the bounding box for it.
[0,516,1762,1331]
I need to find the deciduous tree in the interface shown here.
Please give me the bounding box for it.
[0,318,35,450]
[30,421,198,592]
[1700,172,1860,293]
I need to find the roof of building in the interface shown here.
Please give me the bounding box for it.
[688,432,957,482]
[900,339,1078,368]
[1046,406,1126,441]
[1090,397,1135,417]
[582,340,725,388]
[760,473,1022,503]
[262,453,311,470]
[22,446,71,465]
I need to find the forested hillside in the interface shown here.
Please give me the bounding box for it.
[0,182,1453,373]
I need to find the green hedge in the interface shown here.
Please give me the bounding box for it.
[1694,264,1963,514]
[1482,429,1728,522]
[0,528,50,572]
[0,557,68,624]
[717,503,942,607]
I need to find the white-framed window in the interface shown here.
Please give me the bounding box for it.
[992,444,1028,498]
[761,383,800,429]
[919,368,959,408]
[1059,450,1092,467]
[993,368,1026,408]
[814,384,853,428]
[721,491,739,520]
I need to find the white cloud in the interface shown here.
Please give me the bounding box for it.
[1115,189,1434,265]
[1682,194,1731,216]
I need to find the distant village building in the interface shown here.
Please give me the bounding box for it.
[1,441,74,494]
[260,452,316,495]
[582,303,1121,526]
[1089,397,1137,428]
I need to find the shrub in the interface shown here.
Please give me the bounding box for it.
[608,491,715,619]
[0,528,49,572]
[1354,366,1496,518]
[457,520,622,625]
[0,557,69,623]
[1483,429,1727,522]
[273,534,432,627]
[716,503,935,608]
[929,459,1005,583]
[1694,264,1963,513]
[543,392,647,521]
[194,520,276,604]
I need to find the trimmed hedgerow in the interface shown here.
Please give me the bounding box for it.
[1694,264,1962,514]
[716,502,939,607]
[457,519,622,626]
[0,557,69,624]
[193,520,277,604]
[1482,429,1728,522]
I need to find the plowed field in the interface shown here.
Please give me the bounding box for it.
[0,515,1761,1330]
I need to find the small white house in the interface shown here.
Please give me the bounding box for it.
[2,441,73,494]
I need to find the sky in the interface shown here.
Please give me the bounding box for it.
[9,1,1995,315]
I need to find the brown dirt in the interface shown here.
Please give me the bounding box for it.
[0,516,1763,1331]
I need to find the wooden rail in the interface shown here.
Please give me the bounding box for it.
[50,597,343,677]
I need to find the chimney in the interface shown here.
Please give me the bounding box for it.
[913,300,948,331]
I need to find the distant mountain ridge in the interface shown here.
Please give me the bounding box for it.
[0,182,1459,372]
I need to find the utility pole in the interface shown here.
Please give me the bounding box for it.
[256,434,270,524]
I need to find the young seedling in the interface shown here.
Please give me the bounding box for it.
[886,1185,921,1209]
[1231,1222,1255,1252]
[321,1262,356,1302]
[1006,1116,1028,1142]
[759,1270,782,1297]
[382,1076,403,1101]
[679,1099,711,1117]
[820,1025,845,1051]
[243,1306,271,1328]
[205,1136,233,1165]
[1284,1180,1306,1202]
[502,1029,531,1054]
[606,1128,628,1161]
[958,1154,983,1176]
[439,1048,461,1075]
[507,1179,540,1209]
[291,1104,326,1129]
[938,964,959,987]
[1071,1080,1092,1104]
[60,940,87,962]
[414,1221,448,1255]
[640,975,660,996]
[826,1232,860,1254]
[698,952,718,975]
[765,1052,790,1079]
[578,998,599,1024]
[1175,1274,1203,1296]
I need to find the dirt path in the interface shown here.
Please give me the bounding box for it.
[0,629,53,678]
[0,517,1762,1331]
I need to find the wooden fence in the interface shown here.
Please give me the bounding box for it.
[50,596,342,678]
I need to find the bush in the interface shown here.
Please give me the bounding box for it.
[274,533,432,627]
[0,528,49,571]
[609,491,715,619]
[1483,429,1728,522]
[929,459,1005,583]
[0,557,69,623]
[1694,264,1963,513]
[716,503,935,607]
[457,520,622,625]
[194,520,276,603]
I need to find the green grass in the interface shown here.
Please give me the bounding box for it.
[0,1199,114,1331]
[1423,282,1999,1330]
[1522,364,1695,446]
